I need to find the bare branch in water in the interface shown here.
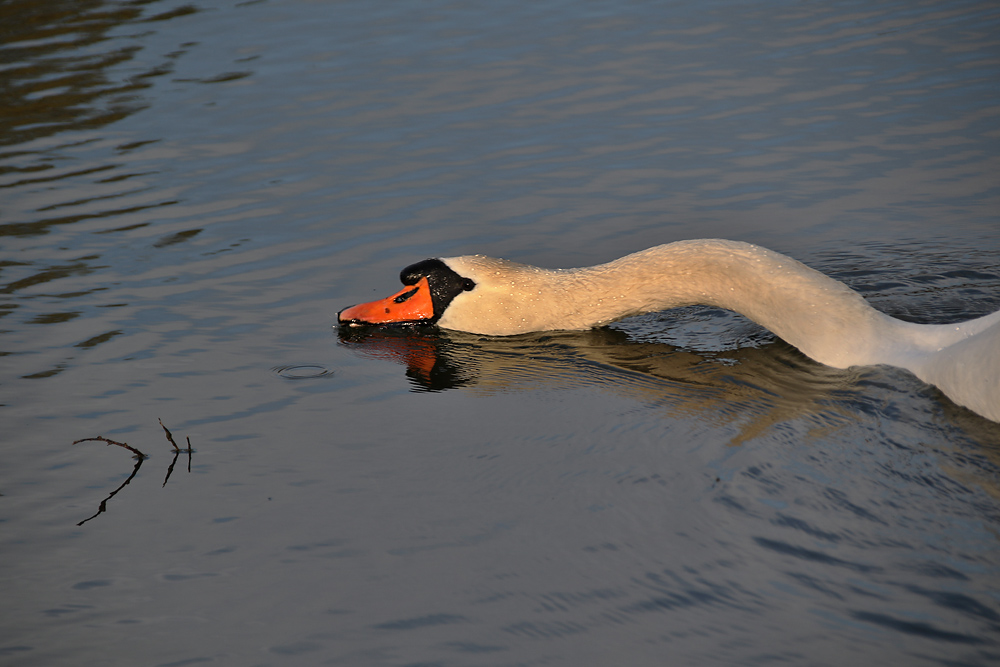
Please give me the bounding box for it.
[158,418,179,450]
[75,422,196,524]
[73,436,146,460]
[160,423,194,487]
[73,438,146,526]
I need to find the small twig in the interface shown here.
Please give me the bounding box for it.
[158,418,179,451]
[72,436,146,460]
[73,438,147,526]
[74,421,195,524]
[160,425,194,487]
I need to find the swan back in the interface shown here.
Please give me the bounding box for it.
[905,316,1000,422]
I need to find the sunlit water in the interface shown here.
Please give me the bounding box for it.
[2,1,1000,665]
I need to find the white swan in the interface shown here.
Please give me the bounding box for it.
[339,239,1000,421]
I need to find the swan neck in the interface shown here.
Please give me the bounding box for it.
[436,239,999,421]
[443,240,981,373]
[560,240,889,368]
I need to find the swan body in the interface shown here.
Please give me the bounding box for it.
[339,239,1000,421]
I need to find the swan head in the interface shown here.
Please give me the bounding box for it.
[338,258,476,328]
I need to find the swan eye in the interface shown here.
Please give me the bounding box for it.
[393,287,419,303]
[462,278,476,291]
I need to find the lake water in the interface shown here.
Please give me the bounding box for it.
[2,0,1000,665]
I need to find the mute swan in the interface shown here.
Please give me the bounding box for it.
[338,239,1000,422]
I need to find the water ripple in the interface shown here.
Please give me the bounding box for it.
[271,364,335,380]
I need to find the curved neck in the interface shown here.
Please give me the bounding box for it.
[439,239,999,421]
[443,239,992,371]
[564,240,889,368]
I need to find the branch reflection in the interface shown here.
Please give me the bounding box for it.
[72,422,194,525]
[76,451,145,527]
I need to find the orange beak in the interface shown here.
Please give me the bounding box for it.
[338,276,435,326]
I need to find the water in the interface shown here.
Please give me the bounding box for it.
[2,0,1000,665]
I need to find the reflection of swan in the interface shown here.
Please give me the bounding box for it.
[336,325,860,444]
[339,239,1000,421]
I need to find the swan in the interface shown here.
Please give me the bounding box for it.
[338,239,1000,422]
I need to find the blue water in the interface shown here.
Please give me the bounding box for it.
[2,1,999,665]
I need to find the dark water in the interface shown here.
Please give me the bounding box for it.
[2,1,1000,665]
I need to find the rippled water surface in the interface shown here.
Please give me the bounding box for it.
[3,1,1000,665]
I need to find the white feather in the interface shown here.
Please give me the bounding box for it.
[437,240,999,421]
